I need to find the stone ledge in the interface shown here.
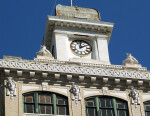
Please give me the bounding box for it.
[0,59,149,81]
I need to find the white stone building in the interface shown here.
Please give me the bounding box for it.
[0,4,150,116]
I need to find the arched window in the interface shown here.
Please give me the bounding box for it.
[23,92,69,115]
[85,96,129,116]
[144,101,150,116]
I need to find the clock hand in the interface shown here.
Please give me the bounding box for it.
[80,45,89,48]
[79,41,82,48]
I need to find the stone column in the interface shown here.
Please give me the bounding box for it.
[96,36,110,64]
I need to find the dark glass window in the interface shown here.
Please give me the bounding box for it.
[56,95,69,115]
[23,92,69,115]
[85,96,129,116]
[116,99,128,116]
[144,101,150,116]
[24,93,35,113]
[86,98,97,116]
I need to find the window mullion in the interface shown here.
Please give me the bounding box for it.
[35,93,39,113]
[96,97,100,116]
[112,98,117,116]
[22,95,25,113]
[53,94,57,115]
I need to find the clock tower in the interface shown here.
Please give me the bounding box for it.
[41,4,114,65]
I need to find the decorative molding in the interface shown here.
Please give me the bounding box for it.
[102,87,108,95]
[4,69,10,75]
[79,76,84,81]
[50,88,68,95]
[103,78,108,83]
[41,82,48,90]
[115,78,120,84]
[110,92,127,100]
[91,77,96,82]
[54,74,60,79]
[30,71,35,78]
[142,95,150,101]
[138,80,143,86]
[0,60,149,81]
[17,70,22,76]
[22,86,40,91]
[84,90,100,96]
[42,73,48,78]
[126,79,132,85]
[67,74,72,80]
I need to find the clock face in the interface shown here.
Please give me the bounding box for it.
[70,40,92,56]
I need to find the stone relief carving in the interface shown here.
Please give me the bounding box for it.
[0,60,149,80]
[6,77,17,100]
[129,86,140,108]
[69,82,81,105]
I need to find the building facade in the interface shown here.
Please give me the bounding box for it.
[0,4,150,116]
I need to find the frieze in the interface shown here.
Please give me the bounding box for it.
[0,60,150,80]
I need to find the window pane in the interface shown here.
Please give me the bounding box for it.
[117,110,128,116]
[23,92,69,115]
[25,104,35,113]
[56,96,67,105]
[86,108,97,116]
[99,98,113,108]
[145,102,150,111]
[57,106,68,115]
[39,105,53,114]
[24,94,34,103]
[116,99,127,109]
[146,112,150,116]
[100,109,114,116]
[39,94,51,103]
[86,98,96,107]
[45,95,51,103]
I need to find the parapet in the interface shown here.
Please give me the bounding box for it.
[55,4,100,21]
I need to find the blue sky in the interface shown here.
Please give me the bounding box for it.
[0,0,150,69]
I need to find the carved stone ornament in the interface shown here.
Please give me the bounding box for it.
[102,87,108,95]
[129,86,140,108]
[69,82,81,106]
[41,82,48,91]
[0,60,148,81]
[36,45,52,57]
[123,53,139,65]
[6,77,17,100]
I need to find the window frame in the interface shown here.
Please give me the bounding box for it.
[85,96,129,116]
[144,101,150,116]
[23,91,69,115]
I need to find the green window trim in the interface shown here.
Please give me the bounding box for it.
[144,101,150,116]
[23,91,69,115]
[85,96,129,116]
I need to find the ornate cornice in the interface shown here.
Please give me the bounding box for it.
[0,59,149,81]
